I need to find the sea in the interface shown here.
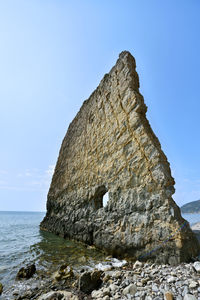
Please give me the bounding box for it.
[0,211,127,298]
[0,211,200,298]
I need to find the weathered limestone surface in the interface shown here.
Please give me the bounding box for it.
[41,51,200,264]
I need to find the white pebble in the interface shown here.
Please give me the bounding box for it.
[183,294,197,300]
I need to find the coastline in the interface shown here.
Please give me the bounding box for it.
[2,258,200,299]
[1,212,200,299]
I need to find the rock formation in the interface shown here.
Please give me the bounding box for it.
[41,51,200,264]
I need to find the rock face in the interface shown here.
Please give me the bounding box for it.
[41,51,199,264]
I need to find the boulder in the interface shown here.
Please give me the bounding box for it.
[52,264,74,281]
[79,269,102,294]
[16,264,36,279]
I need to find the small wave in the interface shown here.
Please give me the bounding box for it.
[95,262,112,270]
[111,258,127,267]
[95,258,127,270]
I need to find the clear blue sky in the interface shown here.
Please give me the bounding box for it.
[0,0,199,211]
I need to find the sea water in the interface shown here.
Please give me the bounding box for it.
[0,211,109,296]
[0,212,44,283]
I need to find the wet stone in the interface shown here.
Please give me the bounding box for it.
[53,264,74,282]
[16,264,36,279]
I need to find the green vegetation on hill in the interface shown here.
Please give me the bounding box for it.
[181,200,200,213]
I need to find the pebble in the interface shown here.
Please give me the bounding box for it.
[189,280,197,289]
[183,294,197,300]
[7,260,200,300]
[136,281,143,287]
[152,283,159,292]
[164,291,174,300]
[113,293,121,299]
[122,283,137,296]
[102,287,110,296]
[37,291,79,300]
[109,283,118,292]
[193,261,200,272]
[182,286,189,296]
[113,271,121,278]
[133,260,143,268]
[167,276,176,283]
[92,287,110,298]
[91,290,103,298]
[151,269,158,275]
[13,290,19,296]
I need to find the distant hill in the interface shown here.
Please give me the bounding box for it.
[181,200,200,214]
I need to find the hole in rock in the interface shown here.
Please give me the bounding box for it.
[92,185,108,210]
[103,192,109,207]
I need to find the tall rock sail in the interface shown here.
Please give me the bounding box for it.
[41,51,199,264]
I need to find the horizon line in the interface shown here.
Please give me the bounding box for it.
[0,210,46,213]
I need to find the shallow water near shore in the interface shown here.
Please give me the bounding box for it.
[0,211,109,297]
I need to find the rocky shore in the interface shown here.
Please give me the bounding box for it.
[2,258,200,300]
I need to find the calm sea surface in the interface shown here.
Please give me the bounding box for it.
[0,211,109,296]
[0,211,200,297]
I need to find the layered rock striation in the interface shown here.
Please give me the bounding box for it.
[41,51,199,264]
